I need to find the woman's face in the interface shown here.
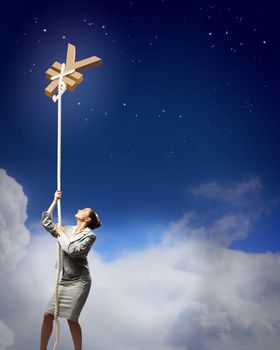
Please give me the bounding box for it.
[75,208,91,221]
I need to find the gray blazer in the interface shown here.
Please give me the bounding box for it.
[42,210,97,280]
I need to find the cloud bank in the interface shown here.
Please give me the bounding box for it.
[0,169,279,350]
[0,168,30,349]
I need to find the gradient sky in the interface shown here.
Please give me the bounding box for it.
[3,0,279,255]
[1,1,280,349]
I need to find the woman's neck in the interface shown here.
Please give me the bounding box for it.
[75,221,87,233]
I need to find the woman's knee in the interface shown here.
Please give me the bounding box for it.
[44,312,54,320]
[67,318,79,324]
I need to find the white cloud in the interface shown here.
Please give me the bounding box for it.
[0,170,280,350]
[0,169,30,349]
[162,211,251,246]
[166,175,268,246]
[0,168,30,278]
[187,176,263,206]
[0,320,14,349]
[5,235,280,350]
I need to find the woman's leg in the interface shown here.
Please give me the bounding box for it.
[67,319,82,350]
[40,312,54,350]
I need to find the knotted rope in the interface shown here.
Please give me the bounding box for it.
[51,62,72,350]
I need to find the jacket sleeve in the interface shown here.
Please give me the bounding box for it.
[57,234,96,258]
[42,211,58,238]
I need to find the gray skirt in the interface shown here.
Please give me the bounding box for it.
[45,275,92,322]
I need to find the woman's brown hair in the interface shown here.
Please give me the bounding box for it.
[87,209,102,229]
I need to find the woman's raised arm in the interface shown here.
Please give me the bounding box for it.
[42,190,63,238]
[47,190,62,213]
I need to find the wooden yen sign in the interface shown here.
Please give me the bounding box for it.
[44,43,102,100]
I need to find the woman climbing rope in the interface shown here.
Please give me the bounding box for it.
[39,190,102,350]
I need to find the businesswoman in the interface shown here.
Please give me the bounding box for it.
[40,190,102,350]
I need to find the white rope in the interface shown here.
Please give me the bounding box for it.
[52,63,67,350]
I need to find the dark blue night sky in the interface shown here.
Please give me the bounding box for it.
[1,0,280,256]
